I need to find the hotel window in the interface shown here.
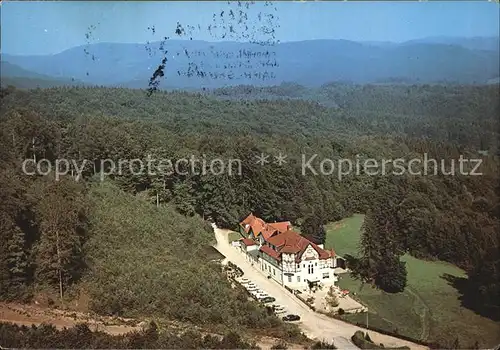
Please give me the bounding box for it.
[273,268,276,275]
[296,264,300,269]
[297,276,301,282]
[288,275,292,282]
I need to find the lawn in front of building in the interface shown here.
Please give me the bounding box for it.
[228,230,244,243]
[325,214,500,348]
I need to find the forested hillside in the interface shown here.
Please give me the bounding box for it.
[210,82,500,149]
[85,181,284,329]
[0,83,499,345]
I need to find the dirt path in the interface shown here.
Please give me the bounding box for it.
[213,226,429,350]
[0,302,308,349]
[406,287,431,342]
[0,302,140,335]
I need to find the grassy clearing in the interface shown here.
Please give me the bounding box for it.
[228,231,244,243]
[326,215,500,347]
[337,274,423,340]
[324,214,364,257]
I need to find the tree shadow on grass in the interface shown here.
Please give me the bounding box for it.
[441,273,500,322]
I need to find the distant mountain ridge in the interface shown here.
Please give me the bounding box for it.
[2,37,499,89]
[403,36,500,52]
[1,61,86,88]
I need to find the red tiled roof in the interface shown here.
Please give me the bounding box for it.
[240,214,291,239]
[251,219,266,237]
[259,245,281,261]
[267,230,306,253]
[268,221,291,233]
[239,213,266,237]
[241,214,336,262]
[263,230,335,262]
[260,225,279,241]
[240,238,257,246]
[240,213,255,226]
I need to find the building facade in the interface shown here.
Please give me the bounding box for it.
[239,213,339,289]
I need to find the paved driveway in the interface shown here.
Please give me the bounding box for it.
[213,226,428,350]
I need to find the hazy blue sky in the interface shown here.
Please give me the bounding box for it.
[2,1,499,55]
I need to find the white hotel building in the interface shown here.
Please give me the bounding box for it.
[238,213,340,289]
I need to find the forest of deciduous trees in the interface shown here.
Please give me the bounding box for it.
[0,83,498,332]
[0,322,260,349]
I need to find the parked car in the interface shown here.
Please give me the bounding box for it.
[260,296,276,303]
[255,292,268,299]
[282,314,301,321]
[272,305,286,314]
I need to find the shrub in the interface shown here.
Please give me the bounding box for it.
[271,341,288,349]
[311,340,337,349]
[0,321,259,349]
[325,286,340,307]
[351,331,410,350]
